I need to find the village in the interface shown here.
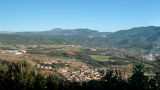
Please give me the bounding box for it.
[37,60,102,82]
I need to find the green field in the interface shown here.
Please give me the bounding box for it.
[91,55,111,61]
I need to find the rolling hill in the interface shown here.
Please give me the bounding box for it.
[1,26,160,49]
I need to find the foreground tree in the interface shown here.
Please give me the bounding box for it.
[128,64,148,90]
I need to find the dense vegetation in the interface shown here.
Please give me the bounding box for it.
[0,60,159,90]
[107,26,160,49]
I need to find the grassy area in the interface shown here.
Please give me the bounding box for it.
[47,53,75,59]
[91,55,111,61]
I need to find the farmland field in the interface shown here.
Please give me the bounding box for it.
[91,55,111,61]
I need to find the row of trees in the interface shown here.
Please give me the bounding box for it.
[0,60,159,90]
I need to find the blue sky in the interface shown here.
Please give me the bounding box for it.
[0,0,160,32]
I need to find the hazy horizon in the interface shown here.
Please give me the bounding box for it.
[1,25,160,33]
[0,0,160,32]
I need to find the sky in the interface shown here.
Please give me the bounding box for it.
[0,0,160,32]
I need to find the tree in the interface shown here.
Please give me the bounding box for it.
[46,73,65,90]
[128,64,148,90]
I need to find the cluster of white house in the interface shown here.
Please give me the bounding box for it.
[0,50,27,55]
[36,60,62,70]
[142,53,160,61]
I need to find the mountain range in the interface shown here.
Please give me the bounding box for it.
[1,26,160,49]
[15,28,111,38]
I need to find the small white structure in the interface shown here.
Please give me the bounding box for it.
[0,50,23,55]
[143,53,156,61]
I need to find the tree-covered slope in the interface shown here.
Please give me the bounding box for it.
[107,26,160,49]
